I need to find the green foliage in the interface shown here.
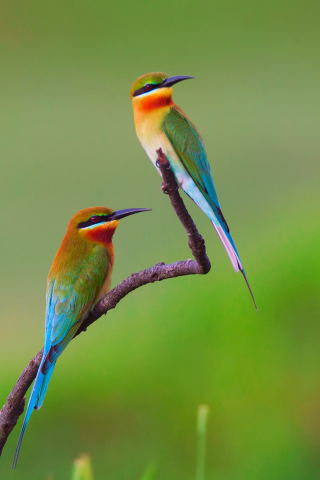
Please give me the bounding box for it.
[62,406,208,480]
[68,456,156,480]
[71,454,93,480]
[196,406,209,480]
[139,462,157,480]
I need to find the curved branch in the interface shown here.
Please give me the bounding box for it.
[0,150,211,456]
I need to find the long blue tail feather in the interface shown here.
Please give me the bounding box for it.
[12,356,55,468]
[240,268,258,312]
[35,363,55,410]
[181,181,258,310]
[211,220,258,311]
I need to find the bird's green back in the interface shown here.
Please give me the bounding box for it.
[47,242,109,349]
[162,107,230,232]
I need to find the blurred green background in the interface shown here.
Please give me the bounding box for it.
[1,0,320,478]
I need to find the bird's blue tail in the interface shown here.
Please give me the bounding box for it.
[12,356,55,468]
[34,363,55,410]
[212,221,258,311]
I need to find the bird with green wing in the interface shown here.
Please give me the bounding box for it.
[130,72,257,310]
[13,206,150,467]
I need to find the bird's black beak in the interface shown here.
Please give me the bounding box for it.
[109,208,151,221]
[159,75,194,88]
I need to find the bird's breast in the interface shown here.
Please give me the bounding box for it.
[94,255,114,306]
[134,108,180,171]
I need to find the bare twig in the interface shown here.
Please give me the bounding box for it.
[0,150,211,456]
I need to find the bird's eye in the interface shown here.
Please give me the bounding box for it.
[145,84,152,90]
[90,216,99,222]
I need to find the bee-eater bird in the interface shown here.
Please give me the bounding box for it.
[130,72,257,309]
[13,206,150,467]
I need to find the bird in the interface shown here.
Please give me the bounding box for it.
[130,72,257,310]
[13,206,150,467]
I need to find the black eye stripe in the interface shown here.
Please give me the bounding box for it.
[77,215,110,229]
[133,82,162,97]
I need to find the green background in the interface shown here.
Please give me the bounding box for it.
[1,1,319,478]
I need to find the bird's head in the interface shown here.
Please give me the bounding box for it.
[69,206,151,247]
[130,72,193,111]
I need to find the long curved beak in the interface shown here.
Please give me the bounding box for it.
[159,75,194,88]
[109,208,151,221]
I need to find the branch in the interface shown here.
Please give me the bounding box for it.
[0,149,211,456]
[0,350,43,455]
[155,148,211,275]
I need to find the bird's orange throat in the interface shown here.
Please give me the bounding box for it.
[82,221,118,252]
[132,87,174,114]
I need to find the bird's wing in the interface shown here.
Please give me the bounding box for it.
[162,107,230,232]
[44,247,109,363]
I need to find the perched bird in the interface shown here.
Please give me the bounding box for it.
[13,206,150,467]
[130,72,257,309]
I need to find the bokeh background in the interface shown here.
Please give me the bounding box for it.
[1,1,319,478]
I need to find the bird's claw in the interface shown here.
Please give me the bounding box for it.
[161,182,169,194]
[156,159,171,170]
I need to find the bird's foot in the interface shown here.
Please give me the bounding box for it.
[161,181,169,194]
[156,159,171,170]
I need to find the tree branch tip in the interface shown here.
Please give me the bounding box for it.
[155,148,167,164]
